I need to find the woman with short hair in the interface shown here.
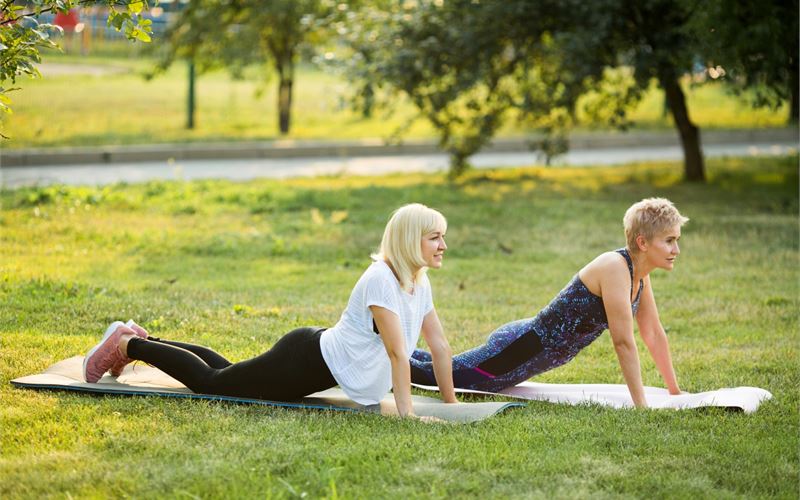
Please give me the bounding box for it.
[411,198,687,408]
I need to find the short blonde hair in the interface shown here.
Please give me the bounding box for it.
[624,198,689,253]
[373,203,447,292]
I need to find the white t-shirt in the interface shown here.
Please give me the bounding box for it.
[319,260,434,405]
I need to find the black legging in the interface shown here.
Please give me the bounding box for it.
[126,327,336,401]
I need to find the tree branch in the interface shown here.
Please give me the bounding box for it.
[0,0,16,14]
[0,0,135,27]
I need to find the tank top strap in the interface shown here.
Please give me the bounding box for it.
[616,247,645,306]
[615,248,635,290]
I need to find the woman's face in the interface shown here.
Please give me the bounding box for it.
[421,230,447,269]
[645,224,682,271]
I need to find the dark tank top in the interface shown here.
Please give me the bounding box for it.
[532,248,643,355]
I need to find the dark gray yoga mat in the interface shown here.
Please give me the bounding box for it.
[11,357,523,423]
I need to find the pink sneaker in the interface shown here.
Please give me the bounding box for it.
[83,322,136,383]
[125,319,149,339]
[108,320,150,377]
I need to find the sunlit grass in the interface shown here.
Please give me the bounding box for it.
[2,48,791,149]
[1,155,797,497]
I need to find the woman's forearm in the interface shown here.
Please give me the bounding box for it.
[644,329,680,394]
[389,354,414,416]
[613,340,647,408]
[430,346,458,403]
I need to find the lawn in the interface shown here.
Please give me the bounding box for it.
[1,155,798,498]
[1,48,791,149]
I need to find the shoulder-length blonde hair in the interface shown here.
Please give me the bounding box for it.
[624,197,689,254]
[372,203,447,292]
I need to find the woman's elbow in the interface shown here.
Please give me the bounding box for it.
[611,337,636,354]
[385,347,408,364]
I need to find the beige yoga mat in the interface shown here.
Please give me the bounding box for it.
[11,357,523,423]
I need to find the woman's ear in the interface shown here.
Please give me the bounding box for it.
[635,234,648,252]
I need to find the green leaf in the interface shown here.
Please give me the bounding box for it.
[107,13,127,31]
[134,29,152,43]
[129,1,145,15]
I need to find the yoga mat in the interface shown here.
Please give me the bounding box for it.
[413,381,772,413]
[11,357,522,423]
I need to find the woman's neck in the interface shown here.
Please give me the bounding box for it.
[383,259,420,292]
[630,251,653,282]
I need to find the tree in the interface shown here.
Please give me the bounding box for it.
[0,1,152,119]
[340,0,795,182]
[691,0,799,124]
[591,0,797,181]
[150,0,340,135]
[608,0,709,181]
[339,1,626,177]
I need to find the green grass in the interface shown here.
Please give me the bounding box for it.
[1,48,791,149]
[1,156,798,498]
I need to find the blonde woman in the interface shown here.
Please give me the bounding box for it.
[412,198,686,408]
[83,204,457,417]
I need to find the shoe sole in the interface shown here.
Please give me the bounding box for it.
[83,321,125,382]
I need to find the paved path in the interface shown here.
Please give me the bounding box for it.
[2,140,796,188]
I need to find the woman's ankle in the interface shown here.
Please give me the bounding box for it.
[118,334,137,357]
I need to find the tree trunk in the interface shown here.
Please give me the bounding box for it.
[278,77,293,135]
[790,70,798,124]
[448,150,471,180]
[186,59,196,130]
[660,72,705,182]
[271,43,295,135]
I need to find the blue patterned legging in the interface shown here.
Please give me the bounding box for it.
[409,319,575,393]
